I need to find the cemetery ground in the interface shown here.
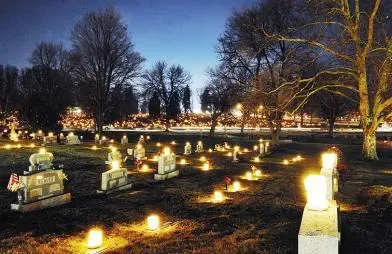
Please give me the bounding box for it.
[0,134,391,253]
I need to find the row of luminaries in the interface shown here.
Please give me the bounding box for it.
[6,135,274,213]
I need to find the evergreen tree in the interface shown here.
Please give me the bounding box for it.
[148,91,161,118]
[168,90,181,119]
[182,85,191,113]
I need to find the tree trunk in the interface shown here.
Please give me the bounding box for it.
[240,114,246,135]
[209,115,217,136]
[165,105,170,132]
[362,128,378,160]
[300,111,304,127]
[328,117,335,137]
[269,121,281,146]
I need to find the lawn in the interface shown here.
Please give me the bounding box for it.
[0,134,391,253]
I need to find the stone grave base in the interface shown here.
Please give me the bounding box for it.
[298,200,340,254]
[154,170,179,181]
[11,193,71,213]
[97,182,133,194]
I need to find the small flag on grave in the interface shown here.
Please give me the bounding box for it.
[7,173,20,192]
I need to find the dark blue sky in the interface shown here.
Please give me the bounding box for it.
[0,0,254,109]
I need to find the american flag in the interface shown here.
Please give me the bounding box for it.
[7,173,19,192]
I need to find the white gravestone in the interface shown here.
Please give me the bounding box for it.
[28,152,54,172]
[298,200,340,254]
[265,142,270,154]
[233,148,239,162]
[97,167,132,194]
[195,141,204,153]
[259,143,265,155]
[154,153,179,181]
[33,131,44,141]
[66,133,80,145]
[44,133,57,145]
[121,135,128,144]
[320,153,338,200]
[94,134,100,143]
[106,150,123,165]
[59,133,66,144]
[11,170,71,212]
[184,142,192,155]
[127,144,146,160]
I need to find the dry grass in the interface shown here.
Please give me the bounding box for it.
[0,135,391,253]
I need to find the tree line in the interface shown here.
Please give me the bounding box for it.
[0,8,192,134]
[199,0,391,160]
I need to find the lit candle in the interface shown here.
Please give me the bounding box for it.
[111,161,120,170]
[214,191,223,202]
[304,175,329,211]
[87,228,103,249]
[180,159,186,165]
[202,162,210,171]
[253,145,258,151]
[283,159,289,165]
[255,169,262,177]
[91,145,98,150]
[245,171,252,180]
[200,156,206,162]
[147,215,160,231]
[233,181,241,192]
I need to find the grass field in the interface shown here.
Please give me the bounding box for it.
[0,134,391,253]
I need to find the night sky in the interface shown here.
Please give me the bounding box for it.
[0,0,254,109]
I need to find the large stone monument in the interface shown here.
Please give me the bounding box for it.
[298,175,340,254]
[9,150,71,212]
[65,132,80,145]
[97,161,132,194]
[28,148,54,172]
[184,142,192,155]
[154,148,179,181]
[9,123,18,141]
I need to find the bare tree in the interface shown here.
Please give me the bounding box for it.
[141,61,191,131]
[216,0,313,145]
[201,65,238,136]
[0,65,19,121]
[272,0,392,159]
[71,7,144,137]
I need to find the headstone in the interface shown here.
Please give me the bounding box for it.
[10,152,70,212]
[154,152,179,181]
[44,133,57,145]
[94,134,100,143]
[106,149,123,165]
[127,144,146,160]
[99,136,108,145]
[66,133,80,145]
[121,135,128,144]
[59,133,66,144]
[28,150,54,172]
[195,141,204,153]
[10,170,71,212]
[184,142,192,155]
[320,153,339,200]
[232,147,239,163]
[298,200,340,254]
[32,130,44,141]
[265,142,270,154]
[97,165,132,194]
[259,143,265,155]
